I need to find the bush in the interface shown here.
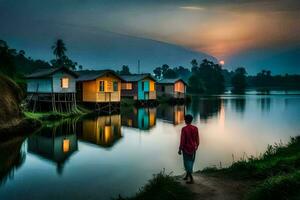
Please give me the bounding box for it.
[115,171,194,200]
[246,171,300,200]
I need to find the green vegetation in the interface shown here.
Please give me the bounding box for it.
[232,67,247,93]
[188,59,225,94]
[115,172,194,200]
[202,136,300,200]
[24,105,91,123]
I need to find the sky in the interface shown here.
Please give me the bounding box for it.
[1,0,300,74]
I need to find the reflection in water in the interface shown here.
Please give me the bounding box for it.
[1,95,300,200]
[27,121,78,174]
[232,97,246,114]
[157,104,185,125]
[121,107,156,130]
[187,97,222,121]
[0,138,25,186]
[257,96,271,112]
[77,115,122,148]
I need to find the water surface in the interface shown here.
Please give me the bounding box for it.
[0,95,299,200]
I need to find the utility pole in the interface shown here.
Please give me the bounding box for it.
[138,60,140,74]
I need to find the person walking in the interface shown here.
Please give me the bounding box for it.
[178,114,199,184]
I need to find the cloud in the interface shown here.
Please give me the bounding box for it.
[179,6,205,11]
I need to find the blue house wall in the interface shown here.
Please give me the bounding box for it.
[27,78,53,93]
[137,80,150,100]
[27,71,76,93]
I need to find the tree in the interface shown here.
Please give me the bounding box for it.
[231,67,247,93]
[188,59,225,94]
[187,74,205,93]
[164,68,178,79]
[153,67,162,79]
[0,40,16,77]
[50,55,77,70]
[191,59,198,73]
[119,65,131,75]
[52,39,66,60]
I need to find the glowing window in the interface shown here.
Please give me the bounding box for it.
[121,83,132,90]
[63,139,70,153]
[61,77,69,88]
[99,81,105,91]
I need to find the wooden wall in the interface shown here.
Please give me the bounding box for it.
[81,73,121,102]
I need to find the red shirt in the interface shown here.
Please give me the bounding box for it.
[179,124,200,155]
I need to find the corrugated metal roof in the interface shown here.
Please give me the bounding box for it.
[76,70,123,81]
[158,78,187,85]
[26,67,78,78]
[120,74,156,82]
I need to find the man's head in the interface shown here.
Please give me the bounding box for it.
[184,114,193,125]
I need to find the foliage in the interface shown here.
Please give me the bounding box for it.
[248,70,300,89]
[51,39,79,70]
[52,39,66,60]
[153,64,190,80]
[50,55,77,70]
[118,65,131,75]
[0,40,17,77]
[203,136,300,179]
[246,171,300,200]
[115,171,194,200]
[188,59,225,94]
[231,67,247,93]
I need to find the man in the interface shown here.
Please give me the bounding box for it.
[178,114,199,184]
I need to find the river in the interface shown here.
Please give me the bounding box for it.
[0,94,299,200]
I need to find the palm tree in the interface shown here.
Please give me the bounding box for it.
[52,39,67,60]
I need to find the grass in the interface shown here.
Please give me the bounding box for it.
[24,105,91,123]
[115,172,194,200]
[202,136,300,199]
[246,170,300,200]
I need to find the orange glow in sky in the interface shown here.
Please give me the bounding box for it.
[219,60,225,65]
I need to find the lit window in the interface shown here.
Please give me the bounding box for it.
[63,139,70,153]
[121,83,132,90]
[99,81,105,91]
[61,77,69,88]
[113,81,118,91]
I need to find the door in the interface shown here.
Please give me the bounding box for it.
[144,92,149,100]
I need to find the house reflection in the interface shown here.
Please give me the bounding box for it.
[121,107,156,130]
[27,121,78,175]
[77,115,122,148]
[157,105,185,125]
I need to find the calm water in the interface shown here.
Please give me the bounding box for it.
[1,95,300,200]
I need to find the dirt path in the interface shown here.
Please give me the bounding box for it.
[176,173,252,200]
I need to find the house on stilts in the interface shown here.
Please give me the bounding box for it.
[26,66,78,112]
[156,78,187,100]
[76,70,123,113]
[120,74,157,105]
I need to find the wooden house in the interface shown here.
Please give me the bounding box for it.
[77,115,122,148]
[120,74,157,102]
[157,104,185,125]
[121,107,156,130]
[76,70,124,112]
[26,66,78,112]
[156,78,187,99]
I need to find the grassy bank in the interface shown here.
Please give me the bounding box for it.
[115,172,194,200]
[202,136,300,200]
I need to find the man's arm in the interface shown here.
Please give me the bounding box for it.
[195,127,200,149]
[178,128,185,154]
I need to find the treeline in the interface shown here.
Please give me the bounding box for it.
[0,39,80,79]
[1,39,300,94]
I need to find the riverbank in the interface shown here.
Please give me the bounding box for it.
[120,136,300,200]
